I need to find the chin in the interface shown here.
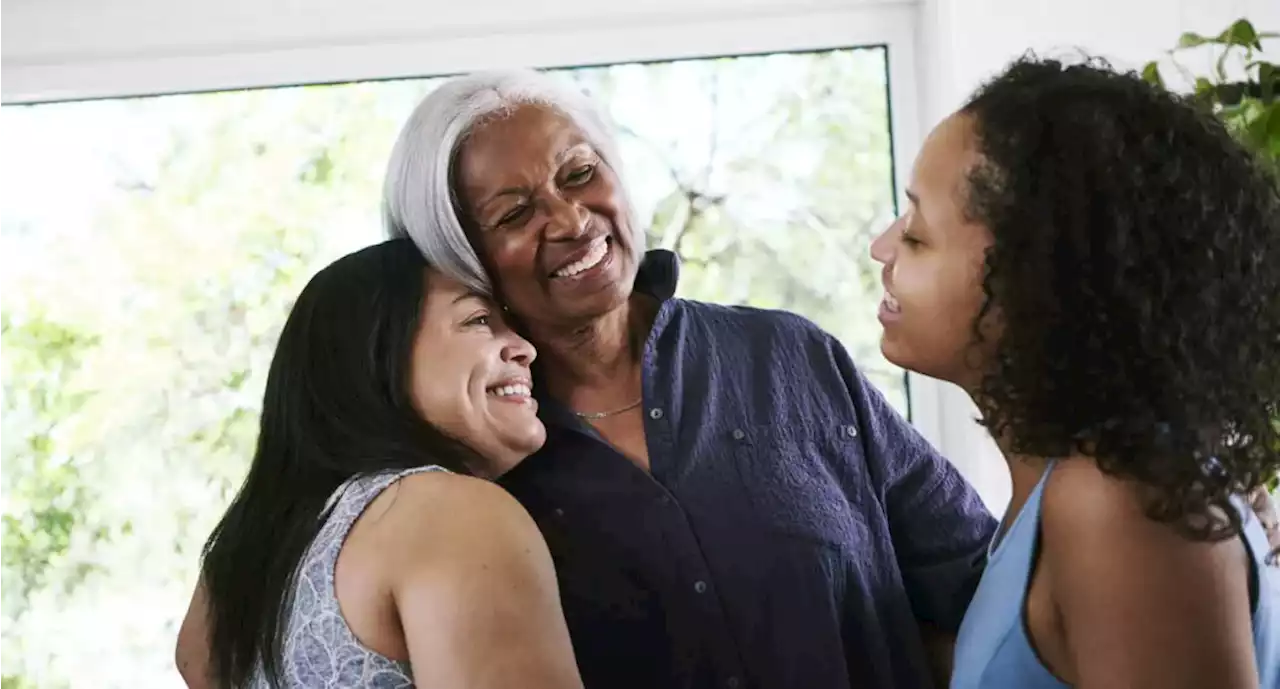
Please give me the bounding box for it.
[879,335,912,372]
[506,421,548,457]
[474,425,547,478]
[553,280,633,325]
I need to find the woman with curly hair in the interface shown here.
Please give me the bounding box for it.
[871,56,1280,688]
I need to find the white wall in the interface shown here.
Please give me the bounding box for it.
[2,0,916,102]
[4,0,1278,512]
[920,0,1280,126]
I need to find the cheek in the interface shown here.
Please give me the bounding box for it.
[479,232,539,290]
[409,348,475,437]
[889,255,988,366]
[585,172,633,236]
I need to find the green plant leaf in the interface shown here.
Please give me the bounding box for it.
[1243,104,1270,149]
[1218,18,1262,50]
[1266,106,1280,158]
[1250,62,1278,103]
[1141,61,1164,87]
[1178,31,1212,48]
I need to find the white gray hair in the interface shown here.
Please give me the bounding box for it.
[382,68,640,296]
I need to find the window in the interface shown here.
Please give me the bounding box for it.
[2,47,902,687]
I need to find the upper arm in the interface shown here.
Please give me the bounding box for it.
[175,577,214,689]
[1042,462,1258,689]
[827,334,996,629]
[381,474,583,689]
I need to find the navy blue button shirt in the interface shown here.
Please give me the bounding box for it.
[499,250,996,689]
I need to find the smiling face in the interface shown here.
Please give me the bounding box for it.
[454,104,640,331]
[869,112,998,390]
[409,268,545,476]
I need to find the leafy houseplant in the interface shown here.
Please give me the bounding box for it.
[1142,18,1279,169]
[1142,19,1280,493]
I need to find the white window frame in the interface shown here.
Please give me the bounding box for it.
[4,0,1005,504]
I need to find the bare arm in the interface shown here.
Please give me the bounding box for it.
[1042,461,1259,689]
[381,473,583,689]
[175,577,214,689]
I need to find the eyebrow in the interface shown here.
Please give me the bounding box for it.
[557,142,595,165]
[481,186,527,210]
[478,144,596,213]
[452,290,488,306]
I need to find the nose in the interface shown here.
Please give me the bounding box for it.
[499,330,537,366]
[869,216,901,265]
[542,193,588,241]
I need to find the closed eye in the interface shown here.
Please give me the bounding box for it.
[563,164,595,187]
[495,204,531,228]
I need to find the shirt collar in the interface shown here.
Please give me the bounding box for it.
[633,248,680,301]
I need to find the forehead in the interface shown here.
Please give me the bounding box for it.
[458,105,592,188]
[422,268,483,315]
[911,113,981,204]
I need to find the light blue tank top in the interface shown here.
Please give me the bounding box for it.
[951,463,1279,689]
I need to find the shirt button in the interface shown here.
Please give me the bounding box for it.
[553,508,564,517]
[649,407,664,420]
[731,428,745,440]
[844,424,858,438]
[727,677,741,689]
[659,494,672,505]
[693,580,708,594]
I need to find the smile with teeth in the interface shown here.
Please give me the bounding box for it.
[553,237,608,278]
[487,382,532,399]
[882,293,901,313]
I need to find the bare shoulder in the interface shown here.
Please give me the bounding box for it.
[1037,458,1256,688]
[1039,458,1247,585]
[1039,459,1149,535]
[364,472,579,688]
[1040,458,1243,558]
[360,470,544,564]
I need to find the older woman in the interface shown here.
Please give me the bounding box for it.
[383,69,996,689]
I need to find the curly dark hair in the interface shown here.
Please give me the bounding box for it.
[961,55,1280,539]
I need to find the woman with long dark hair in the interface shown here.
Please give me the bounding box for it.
[870,57,1279,688]
[174,238,582,688]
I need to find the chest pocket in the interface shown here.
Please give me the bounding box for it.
[733,424,867,549]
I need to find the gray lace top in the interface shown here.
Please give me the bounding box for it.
[247,466,447,688]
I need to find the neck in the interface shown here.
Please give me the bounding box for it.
[527,293,656,411]
[967,390,1052,525]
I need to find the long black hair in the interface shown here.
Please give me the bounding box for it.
[200,238,482,686]
[960,56,1280,539]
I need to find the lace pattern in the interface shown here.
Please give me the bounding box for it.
[246,466,447,688]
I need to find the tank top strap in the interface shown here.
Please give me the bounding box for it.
[315,466,451,561]
[987,459,1058,567]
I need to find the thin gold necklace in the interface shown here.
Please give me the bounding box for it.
[574,397,643,420]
